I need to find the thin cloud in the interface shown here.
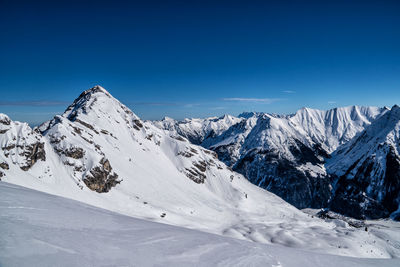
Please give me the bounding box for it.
[128,102,181,107]
[209,106,226,110]
[283,90,296,94]
[0,100,69,106]
[222,98,281,104]
[328,101,337,104]
[183,103,201,108]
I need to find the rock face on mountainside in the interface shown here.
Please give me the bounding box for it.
[327,105,400,219]
[155,105,400,219]
[0,114,46,177]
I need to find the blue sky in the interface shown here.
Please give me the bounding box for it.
[1,0,399,125]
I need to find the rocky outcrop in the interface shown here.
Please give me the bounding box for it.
[0,162,9,170]
[0,116,11,126]
[83,158,121,193]
[0,161,8,179]
[55,146,85,159]
[20,142,46,171]
[329,146,400,220]
[234,146,332,209]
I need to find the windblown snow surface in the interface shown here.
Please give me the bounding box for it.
[1,183,399,267]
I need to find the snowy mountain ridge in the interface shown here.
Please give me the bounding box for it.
[1,86,400,260]
[155,104,399,219]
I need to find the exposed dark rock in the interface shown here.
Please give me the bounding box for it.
[184,167,206,184]
[73,127,82,135]
[100,129,109,135]
[83,158,121,193]
[193,160,207,172]
[203,149,218,159]
[64,147,85,159]
[0,129,9,134]
[80,135,93,144]
[316,210,365,228]
[2,144,16,151]
[211,144,238,167]
[172,135,186,142]
[329,147,400,220]
[177,151,194,158]
[233,148,332,209]
[49,134,66,144]
[75,119,99,134]
[133,120,143,130]
[0,117,11,125]
[0,162,9,170]
[20,142,46,171]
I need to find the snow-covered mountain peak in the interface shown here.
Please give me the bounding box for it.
[62,85,139,123]
[0,113,11,125]
[161,116,175,121]
[391,104,400,110]
[153,114,243,144]
[84,85,110,96]
[238,111,262,119]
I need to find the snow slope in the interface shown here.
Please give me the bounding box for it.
[1,182,399,267]
[1,86,400,260]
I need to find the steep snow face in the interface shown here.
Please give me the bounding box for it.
[3,183,400,267]
[289,106,388,153]
[327,105,400,220]
[153,114,243,144]
[2,86,400,258]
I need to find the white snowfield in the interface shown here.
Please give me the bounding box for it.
[1,182,399,267]
[1,86,400,265]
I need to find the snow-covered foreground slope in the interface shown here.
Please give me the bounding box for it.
[1,183,399,267]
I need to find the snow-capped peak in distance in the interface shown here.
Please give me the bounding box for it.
[155,105,395,219]
[153,113,243,144]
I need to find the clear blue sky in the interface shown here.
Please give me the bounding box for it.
[1,0,399,125]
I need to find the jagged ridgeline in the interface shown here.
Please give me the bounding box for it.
[0,86,228,193]
[155,105,400,220]
[1,85,400,221]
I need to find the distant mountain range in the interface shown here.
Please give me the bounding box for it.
[155,104,400,220]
